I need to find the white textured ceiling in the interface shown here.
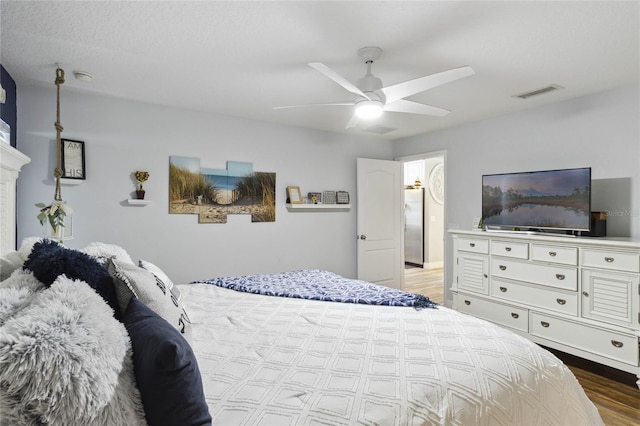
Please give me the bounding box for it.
[1,1,638,140]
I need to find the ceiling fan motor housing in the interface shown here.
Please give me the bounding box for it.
[357,74,383,93]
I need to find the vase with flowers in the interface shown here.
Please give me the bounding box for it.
[36,201,73,241]
[135,171,150,200]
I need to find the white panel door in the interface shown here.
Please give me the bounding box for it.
[356,158,403,289]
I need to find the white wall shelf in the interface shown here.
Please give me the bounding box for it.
[126,199,151,206]
[60,178,84,185]
[286,203,350,212]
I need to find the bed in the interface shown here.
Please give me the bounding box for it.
[0,239,604,425]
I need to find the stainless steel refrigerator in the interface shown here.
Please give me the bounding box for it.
[404,188,424,266]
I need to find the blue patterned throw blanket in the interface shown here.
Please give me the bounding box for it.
[193,269,437,309]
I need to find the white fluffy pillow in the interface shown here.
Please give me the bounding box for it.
[82,242,135,265]
[0,275,147,425]
[0,251,24,282]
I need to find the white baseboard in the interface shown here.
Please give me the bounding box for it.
[423,261,443,269]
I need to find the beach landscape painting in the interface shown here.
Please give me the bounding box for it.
[169,156,276,223]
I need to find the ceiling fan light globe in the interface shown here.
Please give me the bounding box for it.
[355,100,383,119]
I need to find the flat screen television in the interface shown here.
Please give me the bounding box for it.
[482,167,591,233]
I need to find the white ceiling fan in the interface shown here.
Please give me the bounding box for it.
[274,47,475,129]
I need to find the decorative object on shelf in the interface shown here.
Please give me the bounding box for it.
[36,201,73,241]
[36,66,73,241]
[336,191,350,204]
[134,170,149,200]
[308,192,322,204]
[428,162,444,204]
[286,186,302,204]
[323,191,337,205]
[414,177,421,188]
[169,156,276,223]
[61,138,85,179]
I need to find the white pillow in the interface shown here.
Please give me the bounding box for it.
[0,275,146,425]
[107,258,191,342]
[17,236,44,261]
[82,242,135,265]
[139,259,181,302]
[0,251,24,281]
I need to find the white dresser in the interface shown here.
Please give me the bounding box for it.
[450,229,640,388]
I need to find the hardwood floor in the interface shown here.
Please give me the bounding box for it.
[404,264,640,426]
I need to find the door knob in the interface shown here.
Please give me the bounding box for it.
[359,235,367,240]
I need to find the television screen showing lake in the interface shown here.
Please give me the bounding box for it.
[481,167,591,231]
[483,203,589,230]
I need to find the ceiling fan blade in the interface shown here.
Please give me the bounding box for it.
[309,62,371,100]
[381,66,475,104]
[383,99,450,117]
[345,113,359,129]
[273,102,354,110]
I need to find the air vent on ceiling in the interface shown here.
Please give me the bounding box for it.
[362,124,397,135]
[513,84,564,100]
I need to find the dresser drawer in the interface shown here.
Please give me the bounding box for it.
[454,293,528,332]
[491,258,577,291]
[531,244,578,265]
[457,237,489,254]
[581,248,640,273]
[491,278,577,316]
[491,240,529,259]
[530,312,638,365]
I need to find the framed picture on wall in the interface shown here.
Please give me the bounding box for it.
[307,192,322,204]
[61,138,86,180]
[287,186,302,204]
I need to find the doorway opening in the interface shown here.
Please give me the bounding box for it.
[398,151,445,302]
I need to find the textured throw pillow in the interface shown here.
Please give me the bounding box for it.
[108,258,191,341]
[139,259,182,302]
[0,275,147,425]
[0,268,44,326]
[17,236,44,261]
[23,239,121,320]
[123,297,211,426]
[0,250,24,281]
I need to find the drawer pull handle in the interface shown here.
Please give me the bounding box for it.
[511,313,519,319]
[505,247,512,252]
[541,321,550,328]
[464,300,471,305]
[548,251,557,257]
[469,243,475,247]
[611,340,623,348]
[582,291,589,297]
[555,274,565,280]
[499,265,507,271]
[556,298,566,305]
[604,257,614,263]
[499,286,507,292]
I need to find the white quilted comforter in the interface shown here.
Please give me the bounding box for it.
[180,283,603,426]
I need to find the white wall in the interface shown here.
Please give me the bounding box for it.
[393,85,640,304]
[424,157,444,268]
[16,86,394,283]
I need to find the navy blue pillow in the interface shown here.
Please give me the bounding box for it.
[23,240,121,319]
[123,297,211,426]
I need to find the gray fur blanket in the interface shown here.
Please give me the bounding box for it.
[0,268,147,425]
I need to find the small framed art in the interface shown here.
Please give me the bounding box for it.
[287,186,302,204]
[323,191,337,204]
[307,192,322,204]
[336,191,350,204]
[61,138,86,180]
